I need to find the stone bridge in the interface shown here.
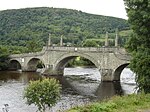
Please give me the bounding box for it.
[9,46,131,81]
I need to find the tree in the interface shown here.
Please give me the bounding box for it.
[24,78,61,112]
[124,0,150,93]
[82,40,99,47]
[26,38,42,53]
[0,46,9,70]
[67,57,95,67]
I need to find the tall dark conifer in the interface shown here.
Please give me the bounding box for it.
[124,0,150,93]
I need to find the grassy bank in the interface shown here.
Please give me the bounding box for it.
[66,93,150,112]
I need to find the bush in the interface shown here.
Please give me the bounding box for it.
[24,78,61,112]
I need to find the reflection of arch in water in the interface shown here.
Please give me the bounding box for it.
[47,75,100,96]
[95,82,123,101]
[9,60,21,70]
[54,53,98,73]
[68,79,100,96]
[50,76,122,100]
[27,58,45,72]
[113,63,129,81]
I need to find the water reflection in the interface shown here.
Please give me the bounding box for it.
[0,68,136,112]
[0,71,41,83]
[95,82,123,100]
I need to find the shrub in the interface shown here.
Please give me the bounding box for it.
[24,78,61,112]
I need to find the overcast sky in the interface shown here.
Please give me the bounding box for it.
[0,0,127,19]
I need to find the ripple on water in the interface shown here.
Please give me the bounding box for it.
[0,82,37,112]
[0,82,90,112]
[0,68,136,112]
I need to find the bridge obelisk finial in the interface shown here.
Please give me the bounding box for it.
[48,33,51,46]
[115,28,119,47]
[60,35,63,46]
[105,32,109,46]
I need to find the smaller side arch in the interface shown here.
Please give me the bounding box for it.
[113,63,129,81]
[9,60,22,70]
[27,58,45,72]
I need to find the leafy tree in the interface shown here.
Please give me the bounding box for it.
[24,78,61,112]
[124,0,150,93]
[26,39,42,52]
[82,40,99,47]
[67,57,95,67]
[37,60,45,68]
[0,46,9,70]
[129,48,150,93]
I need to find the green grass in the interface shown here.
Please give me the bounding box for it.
[66,93,150,112]
[119,30,133,37]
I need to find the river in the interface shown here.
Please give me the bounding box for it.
[0,68,136,112]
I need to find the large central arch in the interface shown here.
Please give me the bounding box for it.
[54,52,99,72]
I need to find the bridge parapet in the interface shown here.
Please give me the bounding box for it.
[47,46,121,53]
[10,49,46,58]
[10,46,130,61]
[47,46,130,60]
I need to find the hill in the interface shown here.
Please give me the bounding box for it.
[0,7,130,53]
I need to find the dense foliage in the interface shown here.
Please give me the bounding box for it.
[0,7,129,53]
[24,78,61,112]
[0,46,9,70]
[124,0,150,93]
[67,57,95,67]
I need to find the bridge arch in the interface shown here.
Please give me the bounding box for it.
[9,60,22,70]
[113,63,129,81]
[27,58,45,72]
[54,52,99,72]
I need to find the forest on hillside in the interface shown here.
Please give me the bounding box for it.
[0,7,130,54]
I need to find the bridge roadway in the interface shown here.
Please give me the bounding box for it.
[9,46,131,81]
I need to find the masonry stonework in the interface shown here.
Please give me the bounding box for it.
[9,46,130,81]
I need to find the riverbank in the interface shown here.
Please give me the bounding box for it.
[66,93,150,112]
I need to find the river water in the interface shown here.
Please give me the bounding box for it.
[0,68,136,112]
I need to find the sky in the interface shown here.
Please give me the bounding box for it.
[0,0,127,19]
